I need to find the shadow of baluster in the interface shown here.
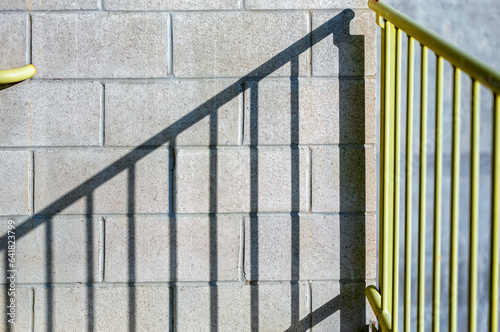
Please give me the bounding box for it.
[290,53,301,329]
[128,165,136,332]
[249,81,259,331]
[86,193,94,331]
[210,101,219,331]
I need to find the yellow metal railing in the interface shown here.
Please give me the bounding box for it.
[366,0,500,331]
[0,64,36,84]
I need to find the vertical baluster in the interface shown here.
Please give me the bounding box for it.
[490,94,500,332]
[382,19,393,313]
[449,67,461,332]
[469,79,480,332]
[432,54,444,332]
[404,35,415,332]
[417,44,428,332]
[392,26,402,331]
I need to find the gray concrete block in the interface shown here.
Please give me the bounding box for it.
[105,80,240,146]
[105,0,237,10]
[105,215,240,282]
[34,286,170,331]
[32,13,168,78]
[176,282,309,331]
[0,81,101,147]
[246,0,367,9]
[9,216,100,283]
[243,78,339,145]
[176,284,251,331]
[0,13,26,70]
[175,147,308,213]
[0,0,100,10]
[311,145,376,212]
[0,287,32,332]
[312,10,376,77]
[0,151,31,215]
[34,149,169,214]
[172,12,308,78]
[244,214,375,281]
[311,282,375,331]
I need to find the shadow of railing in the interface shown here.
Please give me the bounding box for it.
[1,9,368,331]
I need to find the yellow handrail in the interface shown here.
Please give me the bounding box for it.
[0,64,36,84]
[368,0,500,95]
[368,1,500,331]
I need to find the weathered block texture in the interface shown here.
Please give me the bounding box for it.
[0,13,26,70]
[244,214,376,281]
[0,151,31,215]
[175,147,308,213]
[105,215,240,282]
[0,0,100,10]
[105,0,238,10]
[105,80,240,146]
[176,283,309,331]
[311,145,376,212]
[0,3,377,331]
[172,12,308,78]
[34,149,169,214]
[0,287,32,332]
[11,216,99,283]
[311,282,376,331]
[312,10,376,77]
[32,13,169,78]
[0,81,101,147]
[246,0,367,9]
[34,286,170,331]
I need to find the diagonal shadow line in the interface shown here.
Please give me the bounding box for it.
[283,295,342,332]
[0,9,358,251]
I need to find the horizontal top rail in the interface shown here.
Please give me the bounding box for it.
[0,64,36,84]
[368,0,500,95]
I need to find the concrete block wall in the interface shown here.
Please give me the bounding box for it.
[0,0,376,330]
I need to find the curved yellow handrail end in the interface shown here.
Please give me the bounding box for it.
[0,64,36,84]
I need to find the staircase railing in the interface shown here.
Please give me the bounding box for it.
[0,64,36,84]
[365,0,500,331]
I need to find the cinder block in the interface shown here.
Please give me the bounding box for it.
[176,282,309,331]
[243,78,339,145]
[0,13,26,70]
[312,10,376,77]
[105,0,237,10]
[0,0,99,10]
[34,149,169,214]
[175,147,308,213]
[105,80,240,146]
[172,12,308,78]
[0,287,32,332]
[311,145,376,212]
[32,13,169,78]
[246,0,367,9]
[34,286,170,331]
[244,214,375,281]
[311,282,375,331]
[0,151,31,215]
[176,284,251,331]
[105,215,240,282]
[0,81,101,147]
[10,216,100,283]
